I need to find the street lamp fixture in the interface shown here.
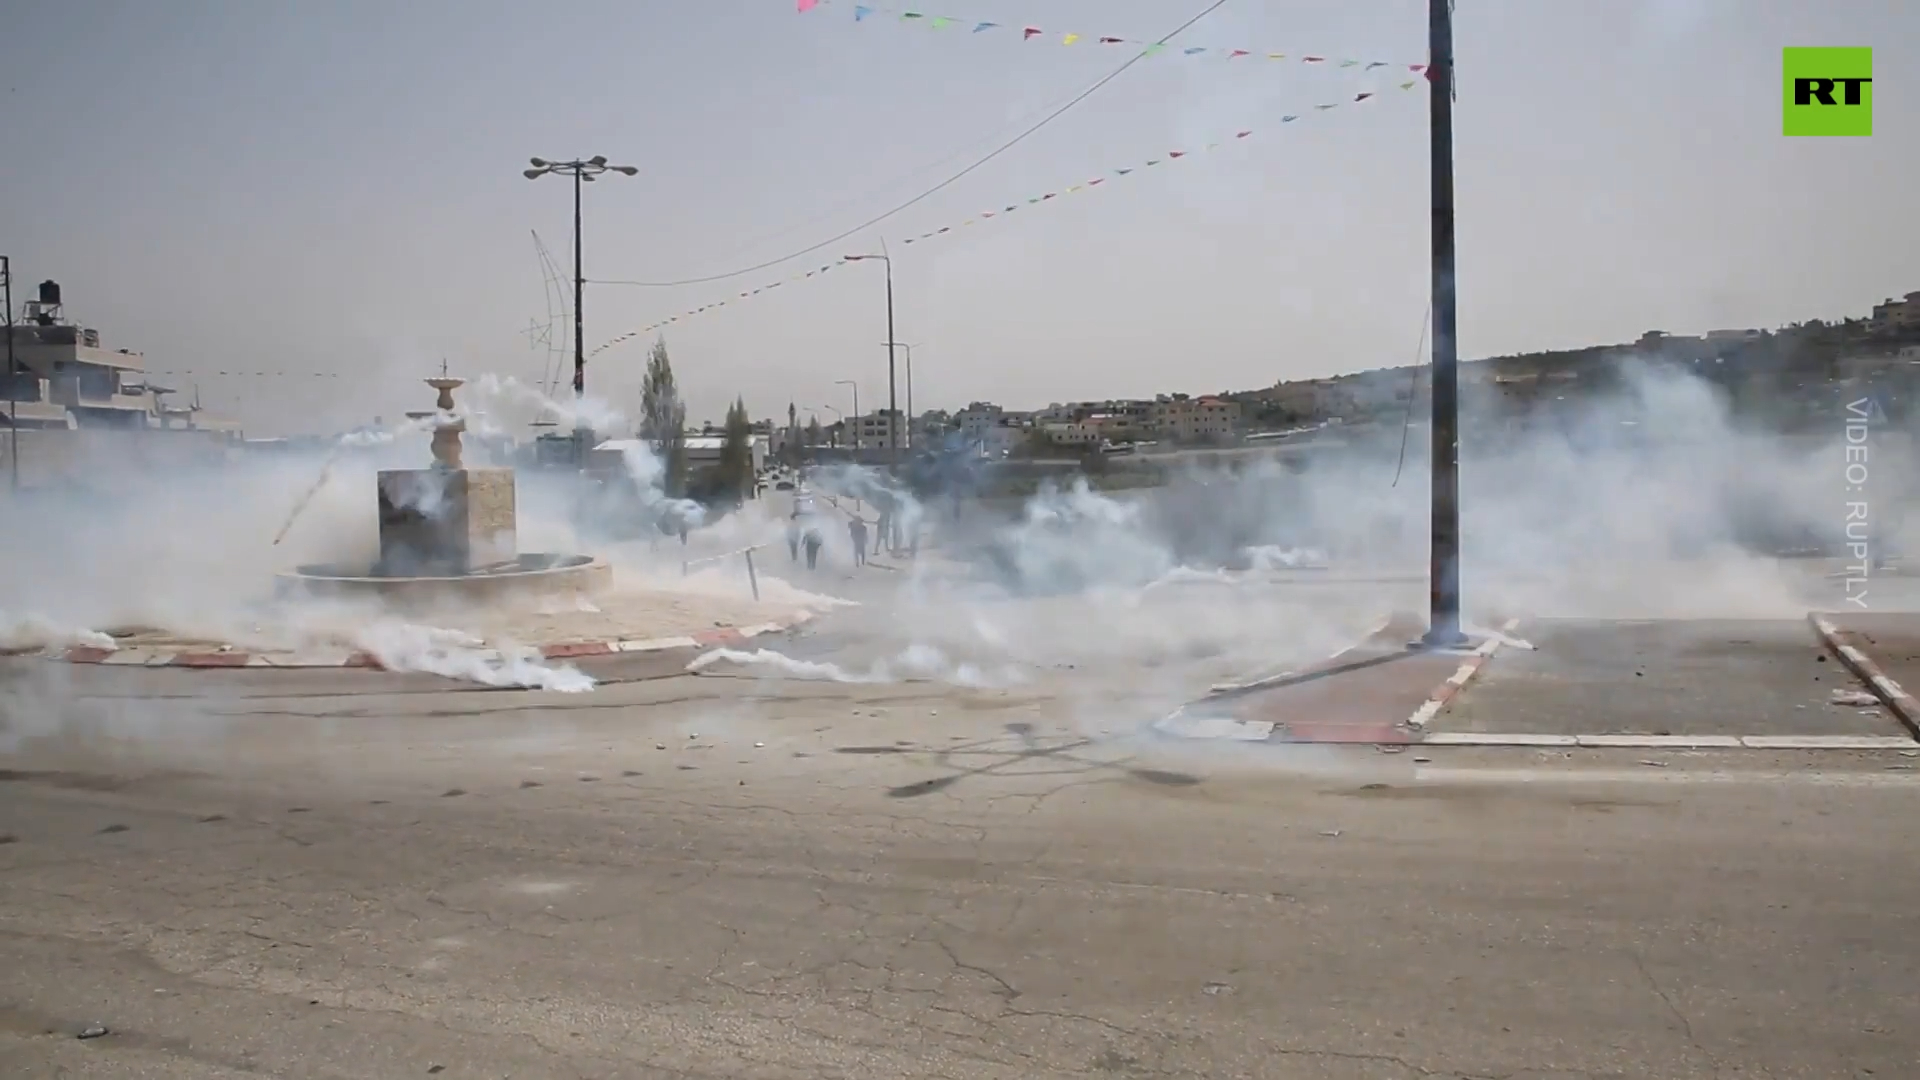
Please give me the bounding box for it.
[843,251,899,468]
[524,155,639,454]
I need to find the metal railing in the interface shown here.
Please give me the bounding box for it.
[681,543,764,600]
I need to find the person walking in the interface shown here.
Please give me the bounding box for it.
[803,521,824,570]
[848,516,869,567]
[874,502,892,558]
[787,511,802,562]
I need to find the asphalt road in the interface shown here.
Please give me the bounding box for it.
[4,655,1920,1079]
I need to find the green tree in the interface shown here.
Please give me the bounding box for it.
[804,416,823,449]
[639,335,687,495]
[717,396,754,504]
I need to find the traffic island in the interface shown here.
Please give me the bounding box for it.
[1154,614,1514,745]
[1430,617,1917,749]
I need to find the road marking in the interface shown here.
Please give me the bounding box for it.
[1422,733,1917,750]
[1423,732,1578,747]
[1411,766,1920,787]
[1408,616,1521,729]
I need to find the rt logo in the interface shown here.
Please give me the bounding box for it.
[1783,47,1872,137]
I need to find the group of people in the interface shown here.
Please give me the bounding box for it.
[785,500,917,571]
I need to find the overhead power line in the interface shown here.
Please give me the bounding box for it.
[590,0,1231,289]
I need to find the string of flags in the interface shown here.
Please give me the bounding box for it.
[152,371,341,378]
[590,78,1420,359]
[795,0,1428,75]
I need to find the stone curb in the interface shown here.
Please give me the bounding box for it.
[1420,732,1918,750]
[1808,612,1920,740]
[34,610,819,671]
[1405,616,1524,730]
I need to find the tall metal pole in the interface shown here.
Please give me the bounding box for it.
[3,255,16,492]
[1423,0,1466,649]
[884,260,898,467]
[572,168,586,449]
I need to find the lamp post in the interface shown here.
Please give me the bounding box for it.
[523,155,637,458]
[881,341,917,451]
[2,254,15,492]
[842,251,898,470]
[834,380,859,449]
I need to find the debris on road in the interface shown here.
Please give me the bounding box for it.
[1318,830,1342,838]
[1202,982,1234,996]
[1830,689,1881,707]
[78,1025,108,1040]
[1639,760,1668,768]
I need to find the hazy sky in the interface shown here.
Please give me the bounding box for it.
[2,0,1913,435]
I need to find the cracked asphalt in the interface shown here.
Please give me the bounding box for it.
[4,641,1920,1078]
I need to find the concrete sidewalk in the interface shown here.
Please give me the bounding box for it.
[1437,618,1910,743]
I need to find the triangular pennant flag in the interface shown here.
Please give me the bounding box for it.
[1399,80,1416,90]
[929,16,949,29]
[903,237,916,244]
[973,21,996,32]
[1366,61,1386,70]
[937,226,951,232]
[796,0,818,11]
[1065,184,1082,192]
[1040,193,1055,200]
[1315,103,1336,110]
[1235,130,1251,138]
[1004,205,1017,211]
[1145,159,1161,166]
[982,211,995,217]
[1088,177,1104,185]
[901,11,922,20]
[1183,46,1206,55]
[1339,59,1358,67]
[1168,150,1186,158]
[1229,49,1249,59]
[1304,56,1324,63]
[1115,167,1133,175]
[1268,53,1286,60]
[1062,33,1079,45]
[1355,92,1373,102]
[854,4,871,19]
[1099,36,1125,44]
[1281,115,1298,122]
[1023,26,1041,39]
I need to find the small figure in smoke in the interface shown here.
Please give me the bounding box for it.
[803,520,824,570]
[848,516,869,567]
[875,501,893,558]
[787,510,802,562]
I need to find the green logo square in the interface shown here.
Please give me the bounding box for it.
[1784,47,1873,136]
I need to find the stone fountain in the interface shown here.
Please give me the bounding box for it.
[278,377,610,609]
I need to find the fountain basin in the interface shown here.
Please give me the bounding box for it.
[276,552,611,610]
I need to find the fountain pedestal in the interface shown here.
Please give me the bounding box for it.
[279,375,609,610]
[375,468,518,575]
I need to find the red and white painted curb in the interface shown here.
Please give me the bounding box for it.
[31,611,819,671]
[1405,617,1524,731]
[1809,612,1920,740]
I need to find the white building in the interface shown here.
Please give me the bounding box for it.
[849,410,901,449]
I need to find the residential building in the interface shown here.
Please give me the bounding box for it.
[1872,292,1920,329]
[850,409,901,449]
[4,278,236,433]
[1151,394,1240,443]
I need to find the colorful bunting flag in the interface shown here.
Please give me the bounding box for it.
[795,0,1424,73]
[589,79,1419,359]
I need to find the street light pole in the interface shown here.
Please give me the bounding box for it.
[1422,0,1466,649]
[882,342,917,451]
[844,252,898,470]
[524,155,638,460]
[835,380,859,449]
[2,254,15,492]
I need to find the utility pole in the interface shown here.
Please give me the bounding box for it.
[1422,0,1466,649]
[843,249,898,470]
[2,255,15,492]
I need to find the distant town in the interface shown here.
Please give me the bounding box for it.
[5,270,1918,494]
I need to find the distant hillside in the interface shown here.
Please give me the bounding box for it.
[1225,318,1920,435]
